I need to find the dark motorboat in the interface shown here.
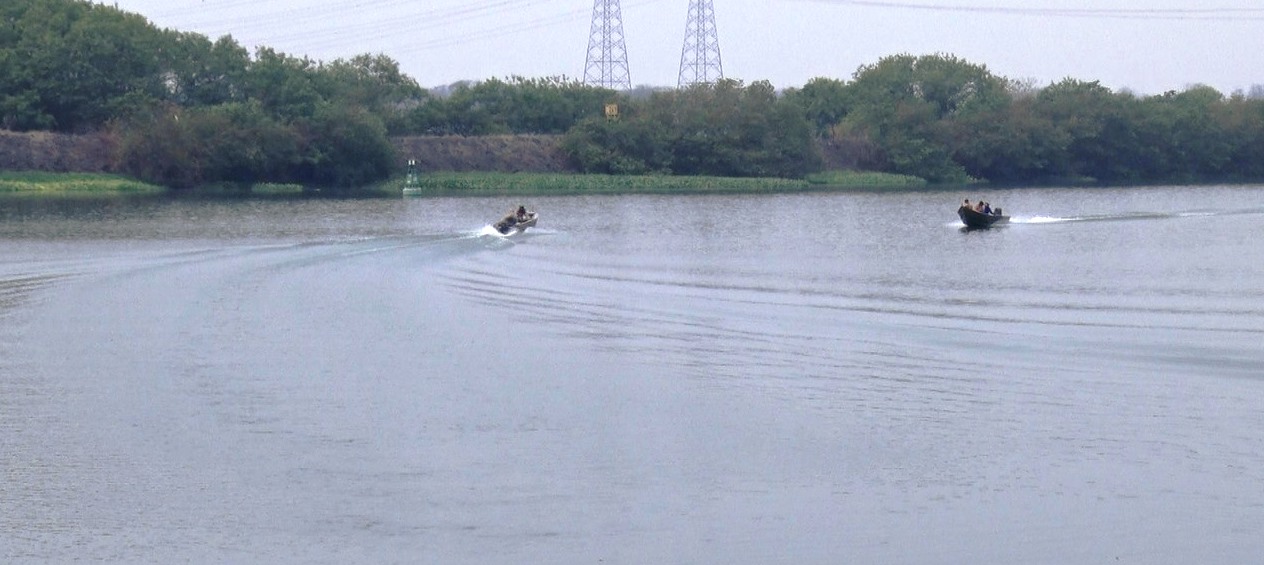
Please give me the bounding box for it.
[493,210,538,235]
[958,206,1009,229]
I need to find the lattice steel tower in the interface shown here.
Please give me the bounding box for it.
[584,0,631,90]
[677,0,723,88]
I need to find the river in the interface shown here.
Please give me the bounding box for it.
[2,185,1263,563]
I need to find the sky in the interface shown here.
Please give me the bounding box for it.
[104,0,1264,95]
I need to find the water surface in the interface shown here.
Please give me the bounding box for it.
[2,186,1263,563]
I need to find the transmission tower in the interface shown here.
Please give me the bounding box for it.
[677,0,723,88]
[584,0,631,91]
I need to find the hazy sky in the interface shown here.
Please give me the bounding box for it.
[106,0,1264,95]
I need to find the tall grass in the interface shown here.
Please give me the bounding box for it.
[395,171,935,196]
[0,170,932,197]
[397,172,812,195]
[0,172,163,193]
[805,170,929,189]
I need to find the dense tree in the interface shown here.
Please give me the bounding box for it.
[291,104,396,189]
[13,0,1264,187]
[848,53,1009,121]
[190,101,301,185]
[115,104,204,189]
[0,0,419,187]
[782,77,850,137]
[1,0,166,131]
[1218,94,1264,179]
[1029,79,1139,182]
[116,101,301,189]
[563,79,821,178]
[314,54,426,133]
[562,116,671,175]
[398,76,615,136]
[1138,86,1232,181]
[161,33,251,107]
[948,97,1068,183]
[833,54,1010,182]
[240,47,323,122]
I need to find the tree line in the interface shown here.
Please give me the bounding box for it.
[785,54,1264,184]
[5,0,1264,190]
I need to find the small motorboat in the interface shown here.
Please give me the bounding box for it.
[493,210,538,235]
[958,205,1009,229]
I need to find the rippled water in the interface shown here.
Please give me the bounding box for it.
[2,186,1263,563]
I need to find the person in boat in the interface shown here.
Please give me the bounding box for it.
[962,199,972,210]
[982,202,992,214]
[494,205,534,234]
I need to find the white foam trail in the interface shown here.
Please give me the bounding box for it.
[1019,216,1069,224]
[477,225,508,237]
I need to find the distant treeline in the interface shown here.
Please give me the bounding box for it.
[787,54,1264,184]
[5,0,1264,189]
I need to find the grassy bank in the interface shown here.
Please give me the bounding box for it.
[394,170,929,196]
[805,170,929,189]
[0,173,314,197]
[0,172,163,193]
[1,170,934,197]
[397,172,809,195]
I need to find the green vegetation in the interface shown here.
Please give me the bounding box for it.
[398,76,615,136]
[562,79,820,179]
[396,172,811,196]
[0,172,162,193]
[805,170,928,189]
[5,1,1264,193]
[782,54,1264,185]
[2,0,413,191]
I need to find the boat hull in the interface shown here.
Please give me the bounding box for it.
[494,212,538,235]
[958,206,1009,229]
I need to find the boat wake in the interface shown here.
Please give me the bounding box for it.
[475,224,554,239]
[1011,206,1264,225]
[477,225,509,237]
[1016,216,1068,224]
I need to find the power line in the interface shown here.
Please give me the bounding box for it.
[799,0,1264,21]
[262,0,552,47]
[147,0,515,27]
[132,0,669,61]
[408,8,590,51]
[346,0,668,55]
[154,0,550,43]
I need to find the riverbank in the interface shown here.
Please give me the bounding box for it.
[396,172,809,196]
[1,170,933,197]
[2,129,925,194]
[394,170,930,196]
[0,172,163,193]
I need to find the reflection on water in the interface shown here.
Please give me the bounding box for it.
[2,186,1264,564]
